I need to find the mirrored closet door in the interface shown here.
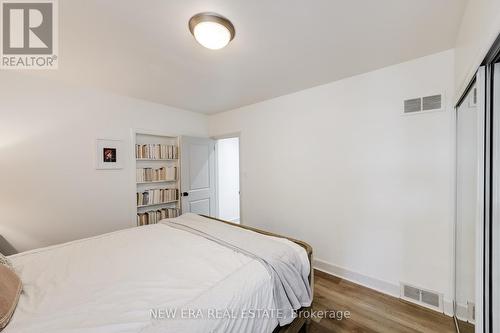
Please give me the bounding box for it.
[455,81,481,333]
[455,35,500,333]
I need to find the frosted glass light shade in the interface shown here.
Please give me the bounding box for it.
[189,13,235,50]
[193,21,231,50]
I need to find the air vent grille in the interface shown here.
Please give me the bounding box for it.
[403,94,443,114]
[404,98,422,113]
[400,283,443,311]
[421,290,440,307]
[403,285,420,301]
[422,95,442,111]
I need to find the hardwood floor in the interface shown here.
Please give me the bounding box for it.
[457,320,474,333]
[307,270,458,333]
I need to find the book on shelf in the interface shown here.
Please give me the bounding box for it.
[137,208,180,226]
[136,144,178,160]
[136,166,177,182]
[137,188,179,206]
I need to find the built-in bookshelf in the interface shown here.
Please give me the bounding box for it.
[135,132,181,226]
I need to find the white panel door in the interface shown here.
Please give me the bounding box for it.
[180,136,216,216]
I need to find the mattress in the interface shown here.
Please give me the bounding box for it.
[5,218,308,333]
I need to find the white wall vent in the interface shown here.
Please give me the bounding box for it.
[403,94,443,114]
[422,95,442,111]
[404,98,422,113]
[400,283,443,312]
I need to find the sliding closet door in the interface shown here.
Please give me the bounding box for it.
[475,66,486,333]
[491,62,500,333]
[455,82,479,328]
[454,66,487,333]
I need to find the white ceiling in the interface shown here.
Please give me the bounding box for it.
[37,0,467,114]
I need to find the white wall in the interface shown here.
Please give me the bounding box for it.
[0,72,208,253]
[216,138,240,222]
[209,50,456,307]
[455,0,500,99]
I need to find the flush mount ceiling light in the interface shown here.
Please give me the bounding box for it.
[189,12,235,50]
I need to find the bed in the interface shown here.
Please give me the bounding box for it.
[3,214,313,333]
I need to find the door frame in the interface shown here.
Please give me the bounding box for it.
[212,132,242,224]
[490,62,500,333]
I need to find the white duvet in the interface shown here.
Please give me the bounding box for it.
[5,216,309,333]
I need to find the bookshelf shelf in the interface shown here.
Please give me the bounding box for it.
[136,180,176,184]
[135,132,181,226]
[136,158,178,161]
[137,200,179,208]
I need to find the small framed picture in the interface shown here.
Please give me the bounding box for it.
[96,139,123,169]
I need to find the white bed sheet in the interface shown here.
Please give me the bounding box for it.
[4,220,305,333]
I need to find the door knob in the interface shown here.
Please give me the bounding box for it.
[182,192,189,197]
